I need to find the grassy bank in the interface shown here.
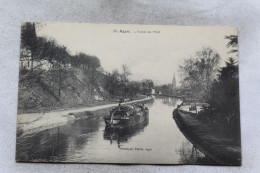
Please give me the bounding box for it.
[173,109,241,165]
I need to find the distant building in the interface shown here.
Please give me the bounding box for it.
[151,88,160,95]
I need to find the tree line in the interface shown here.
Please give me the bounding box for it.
[20,23,101,101]
[21,23,101,71]
[19,22,154,112]
[104,67,154,100]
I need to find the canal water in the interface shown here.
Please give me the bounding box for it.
[16,96,212,164]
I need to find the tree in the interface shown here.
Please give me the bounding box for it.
[128,81,140,98]
[178,47,220,113]
[21,22,37,70]
[88,56,101,99]
[120,65,132,99]
[225,35,238,54]
[209,58,239,125]
[70,53,101,99]
[106,70,120,99]
[161,84,171,95]
[179,58,201,113]
[195,47,220,97]
[206,34,239,132]
[213,35,239,120]
[54,46,70,99]
[141,79,154,94]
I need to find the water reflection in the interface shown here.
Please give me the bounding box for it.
[16,118,101,162]
[156,96,178,106]
[16,97,214,164]
[16,127,68,162]
[68,118,101,150]
[177,140,215,164]
[103,118,149,147]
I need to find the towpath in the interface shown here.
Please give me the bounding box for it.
[17,97,153,136]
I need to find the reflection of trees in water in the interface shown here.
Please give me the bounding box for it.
[156,96,178,107]
[144,98,154,107]
[16,127,68,162]
[67,118,102,150]
[103,118,149,147]
[16,118,103,162]
[177,140,216,164]
[72,118,101,133]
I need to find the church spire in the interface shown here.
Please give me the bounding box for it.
[172,72,176,89]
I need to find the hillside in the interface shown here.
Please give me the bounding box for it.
[18,22,154,114]
[18,68,106,114]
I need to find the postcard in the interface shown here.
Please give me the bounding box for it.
[16,23,240,165]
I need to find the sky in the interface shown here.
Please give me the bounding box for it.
[37,23,237,85]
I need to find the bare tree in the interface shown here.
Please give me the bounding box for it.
[179,58,201,113]
[195,47,220,97]
[179,47,220,113]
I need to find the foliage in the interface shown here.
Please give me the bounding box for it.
[19,23,105,112]
[225,35,238,54]
[208,58,239,119]
[102,66,153,100]
[71,53,100,69]
[21,23,37,53]
[120,65,132,99]
[198,35,240,139]
[141,79,154,94]
[103,70,121,99]
[178,47,220,101]
[154,84,171,95]
[207,35,239,125]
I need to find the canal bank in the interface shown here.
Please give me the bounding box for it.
[16,96,209,164]
[173,108,241,165]
[17,97,154,137]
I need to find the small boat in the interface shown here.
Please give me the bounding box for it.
[104,103,149,130]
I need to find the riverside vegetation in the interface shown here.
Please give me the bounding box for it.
[174,35,240,164]
[18,23,154,114]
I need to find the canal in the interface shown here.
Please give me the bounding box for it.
[16,96,212,164]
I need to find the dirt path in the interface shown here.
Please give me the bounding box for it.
[17,97,153,137]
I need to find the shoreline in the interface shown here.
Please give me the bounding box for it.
[17,97,154,137]
[173,108,241,166]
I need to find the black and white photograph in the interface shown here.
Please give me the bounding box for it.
[16,23,240,165]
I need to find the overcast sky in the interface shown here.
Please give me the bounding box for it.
[38,23,237,85]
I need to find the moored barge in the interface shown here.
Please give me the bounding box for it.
[104,104,149,129]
